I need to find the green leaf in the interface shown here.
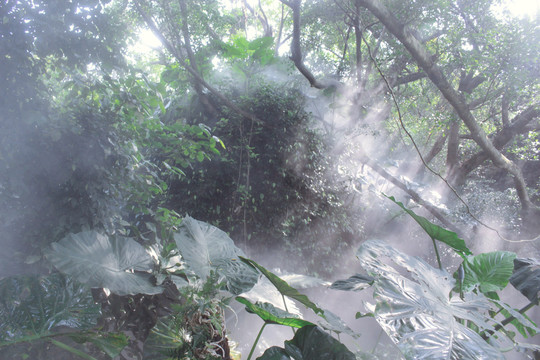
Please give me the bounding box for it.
[385,195,472,256]
[458,252,516,294]
[143,319,186,360]
[256,346,291,360]
[174,217,258,294]
[44,231,163,296]
[236,297,315,328]
[0,274,100,345]
[510,258,540,304]
[284,325,356,360]
[248,36,274,51]
[239,257,325,315]
[330,274,374,291]
[317,309,360,339]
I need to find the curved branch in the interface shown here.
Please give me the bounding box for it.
[281,0,342,89]
[356,0,537,213]
[359,153,463,236]
[450,107,540,184]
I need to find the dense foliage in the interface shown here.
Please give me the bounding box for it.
[0,0,539,359]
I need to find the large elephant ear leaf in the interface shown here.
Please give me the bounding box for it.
[0,274,100,344]
[357,240,504,360]
[510,258,540,304]
[174,216,258,294]
[44,230,162,296]
[459,251,516,294]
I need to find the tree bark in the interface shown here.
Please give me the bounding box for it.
[446,118,460,173]
[359,153,463,236]
[356,0,537,214]
[280,0,342,89]
[414,129,448,181]
[178,0,218,117]
[449,107,540,186]
[354,1,363,86]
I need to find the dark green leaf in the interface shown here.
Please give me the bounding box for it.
[236,297,315,328]
[510,258,540,304]
[68,332,128,358]
[386,195,472,256]
[143,319,186,360]
[256,346,291,360]
[239,257,324,315]
[285,325,356,360]
[330,274,374,291]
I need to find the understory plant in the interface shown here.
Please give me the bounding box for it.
[1,198,540,359]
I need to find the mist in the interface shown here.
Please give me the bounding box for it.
[2,0,539,359]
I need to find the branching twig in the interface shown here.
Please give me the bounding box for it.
[134,1,265,126]
[358,2,540,243]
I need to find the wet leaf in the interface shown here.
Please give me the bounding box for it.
[240,257,324,315]
[330,274,374,291]
[284,325,356,360]
[510,258,540,304]
[174,216,258,294]
[236,297,314,328]
[357,240,504,359]
[0,274,100,344]
[44,231,162,295]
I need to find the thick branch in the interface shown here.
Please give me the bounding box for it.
[502,92,510,127]
[392,71,427,87]
[446,118,460,171]
[337,25,352,79]
[414,130,448,180]
[178,0,218,117]
[356,0,536,212]
[360,154,463,235]
[354,1,363,86]
[425,131,448,164]
[450,107,540,183]
[281,0,342,89]
[275,4,286,56]
[242,0,272,37]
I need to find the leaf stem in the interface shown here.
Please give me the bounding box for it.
[496,301,537,330]
[431,237,442,270]
[49,338,98,360]
[247,322,267,360]
[482,301,537,339]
